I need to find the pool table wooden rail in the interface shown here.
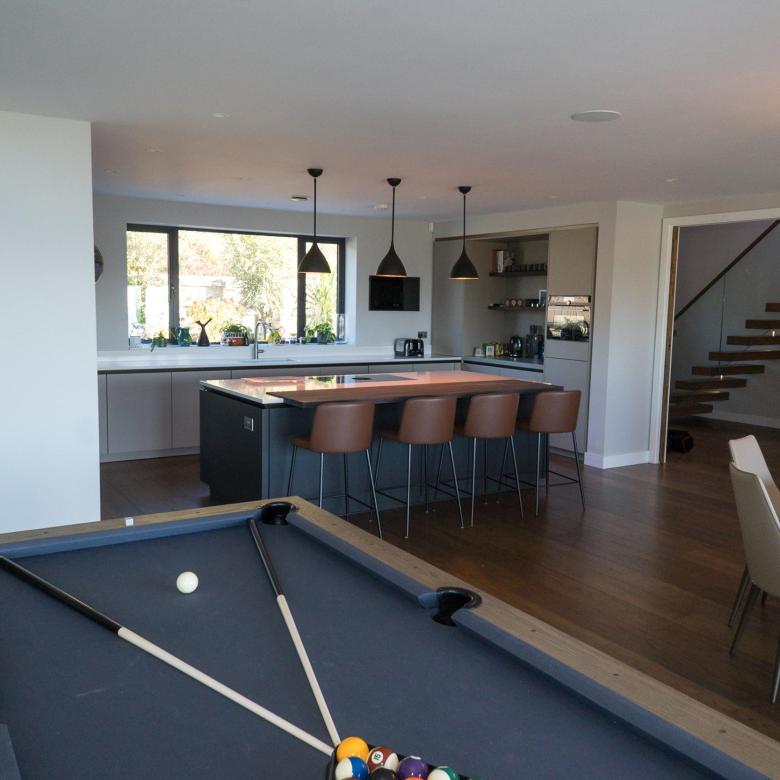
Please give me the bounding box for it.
[2,498,779,778]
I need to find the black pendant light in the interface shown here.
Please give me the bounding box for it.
[449,185,479,280]
[376,177,407,277]
[298,168,331,274]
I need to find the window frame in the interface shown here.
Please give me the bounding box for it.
[127,223,345,341]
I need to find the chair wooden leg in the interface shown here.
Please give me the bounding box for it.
[343,453,349,517]
[730,583,759,655]
[287,445,297,496]
[572,431,585,510]
[365,450,382,540]
[509,435,524,519]
[728,566,750,627]
[318,453,325,508]
[405,443,413,539]
[448,441,465,529]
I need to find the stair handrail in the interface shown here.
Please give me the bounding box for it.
[674,220,780,320]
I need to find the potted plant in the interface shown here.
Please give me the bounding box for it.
[313,322,336,344]
[151,331,167,349]
[222,322,249,346]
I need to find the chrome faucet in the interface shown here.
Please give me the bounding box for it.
[252,320,266,360]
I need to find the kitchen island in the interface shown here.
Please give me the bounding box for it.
[199,370,557,514]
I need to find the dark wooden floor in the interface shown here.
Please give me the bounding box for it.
[101,418,780,741]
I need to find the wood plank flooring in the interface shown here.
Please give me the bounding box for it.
[100,418,780,742]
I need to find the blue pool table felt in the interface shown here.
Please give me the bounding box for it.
[0,510,767,779]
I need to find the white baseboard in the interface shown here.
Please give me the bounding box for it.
[705,410,780,431]
[584,450,651,469]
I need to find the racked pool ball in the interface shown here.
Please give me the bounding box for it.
[397,756,429,779]
[368,747,400,771]
[428,769,459,780]
[336,736,370,762]
[368,769,399,780]
[335,756,369,780]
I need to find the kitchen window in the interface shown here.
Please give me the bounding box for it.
[126,225,344,342]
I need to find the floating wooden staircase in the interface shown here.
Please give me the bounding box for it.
[669,301,780,419]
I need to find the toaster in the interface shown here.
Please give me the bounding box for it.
[394,338,424,358]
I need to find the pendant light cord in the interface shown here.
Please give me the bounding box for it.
[462,191,467,249]
[312,177,317,240]
[391,185,396,246]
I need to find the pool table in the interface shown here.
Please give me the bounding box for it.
[0,499,777,779]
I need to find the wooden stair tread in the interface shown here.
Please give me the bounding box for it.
[675,378,746,390]
[692,365,764,375]
[727,335,780,345]
[670,391,729,403]
[766,303,780,312]
[709,350,780,361]
[668,403,714,417]
[745,319,780,329]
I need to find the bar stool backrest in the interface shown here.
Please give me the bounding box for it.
[729,435,780,513]
[527,390,581,434]
[309,401,375,453]
[398,396,458,445]
[729,463,780,597]
[463,393,520,439]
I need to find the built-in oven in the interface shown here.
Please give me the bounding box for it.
[546,295,591,342]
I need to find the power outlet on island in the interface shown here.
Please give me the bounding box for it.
[243,416,254,432]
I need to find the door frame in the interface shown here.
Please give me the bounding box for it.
[649,206,780,463]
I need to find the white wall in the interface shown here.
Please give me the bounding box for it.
[93,194,433,350]
[675,220,773,314]
[0,111,99,531]
[434,199,664,467]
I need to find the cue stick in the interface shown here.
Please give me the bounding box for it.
[0,555,332,757]
[249,517,341,747]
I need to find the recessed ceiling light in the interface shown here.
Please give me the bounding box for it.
[212,112,228,119]
[236,175,251,181]
[146,147,162,153]
[104,168,119,174]
[290,194,308,202]
[570,110,622,122]
[549,195,559,200]
[665,177,678,183]
[373,203,389,210]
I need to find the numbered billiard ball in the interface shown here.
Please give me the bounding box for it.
[336,736,370,762]
[368,747,400,771]
[335,756,369,780]
[397,756,429,779]
[369,769,399,780]
[429,769,459,780]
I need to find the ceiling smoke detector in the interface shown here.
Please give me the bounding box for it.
[570,110,622,122]
[290,194,308,202]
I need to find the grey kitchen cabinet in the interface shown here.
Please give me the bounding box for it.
[372,361,458,373]
[462,361,545,382]
[106,372,173,455]
[546,227,597,297]
[543,357,590,453]
[231,364,369,379]
[172,369,230,449]
[97,374,108,456]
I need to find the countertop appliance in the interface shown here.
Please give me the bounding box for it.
[394,338,424,358]
[508,335,523,357]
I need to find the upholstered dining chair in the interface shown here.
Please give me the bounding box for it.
[727,436,780,626]
[728,462,780,703]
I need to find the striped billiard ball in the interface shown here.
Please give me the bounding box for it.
[368,747,400,771]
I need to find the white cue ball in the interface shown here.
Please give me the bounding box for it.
[176,571,199,594]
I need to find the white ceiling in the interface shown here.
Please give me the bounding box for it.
[2,0,780,220]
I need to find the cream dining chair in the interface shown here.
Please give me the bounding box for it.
[728,462,780,702]
[727,435,780,626]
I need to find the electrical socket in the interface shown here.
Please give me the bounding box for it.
[417,331,428,339]
[243,416,254,432]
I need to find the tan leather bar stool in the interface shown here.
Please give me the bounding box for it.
[374,396,463,539]
[287,401,382,538]
[455,392,524,527]
[516,389,584,516]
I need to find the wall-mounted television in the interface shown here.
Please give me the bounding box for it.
[369,275,420,311]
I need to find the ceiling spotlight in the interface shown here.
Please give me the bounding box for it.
[665,177,678,183]
[549,195,559,200]
[290,194,308,202]
[211,112,228,119]
[570,110,622,122]
[104,168,119,174]
[373,203,389,210]
[146,147,162,153]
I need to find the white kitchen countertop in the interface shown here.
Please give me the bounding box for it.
[97,345,460,372]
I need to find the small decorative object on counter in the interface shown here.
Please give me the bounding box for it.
[485,344,495,357]
[151,331,167,349]
[196,319,212,346]
[175,326,192,347]
[221,322,249,346]
[473,346,484,356]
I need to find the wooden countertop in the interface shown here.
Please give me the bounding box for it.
[262,370,555,407]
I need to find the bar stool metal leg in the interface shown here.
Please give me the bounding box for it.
[287,445,297,496]
[374,437,384,487]
[405,443,413,539]
[508,435,524,518]
[730,583,760,655]
[343,454,349,517]
[728,566,751,627]
[535,432,542,516]
[434,443,445,502]
[448,441,465,529]
[572,431,585,510]
[772,635,780,704]
[470,437,478,527]
[545,433,550,497]
[318,453,325,508]
[424,444,430,513]
[364,450,382,539]
[483,439,488,504]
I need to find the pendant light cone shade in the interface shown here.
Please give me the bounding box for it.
[298,168,331,274]
[449,185,479,280]
[376,177,407,277]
